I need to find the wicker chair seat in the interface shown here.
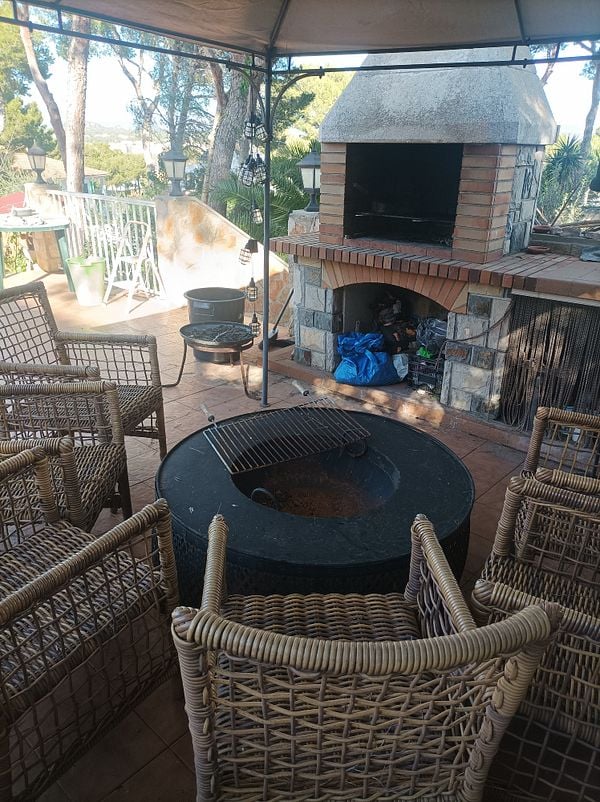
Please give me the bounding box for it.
[116,384,163,435]
[0,522,157,707]
[223,592,421,641]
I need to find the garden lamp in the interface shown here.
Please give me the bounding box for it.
[251,202,263,224]
[244,113,267,141]
[590,162,600,193]
[162,148,187,196]
[297,146,321,212]
[27,142,47,184]
[246,276,258,302]
[239,238,259,265]
[250,312,261,337]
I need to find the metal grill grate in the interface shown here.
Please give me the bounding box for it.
[203,397,371,474]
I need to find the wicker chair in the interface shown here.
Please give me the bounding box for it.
[172,513,557,802]
[0,449,179,800]
[524,406,600,478]
[472,473,600,801]
[0,379,132,521]
[0,281,167,458]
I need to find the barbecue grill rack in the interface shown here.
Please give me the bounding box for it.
[203,397,371,474]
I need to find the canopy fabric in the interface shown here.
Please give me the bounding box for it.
[35,1,600,57]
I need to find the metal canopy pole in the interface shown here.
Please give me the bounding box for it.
[261,53,273,407]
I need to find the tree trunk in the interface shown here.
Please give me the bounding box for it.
[203,66,246,213]
[65,17,91,193]
[540,44,560,86]
[581,57,600,162]
[17,6,66,165]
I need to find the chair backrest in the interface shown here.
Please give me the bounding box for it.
[493,475,600,593]
[0,282,65,366]
[114,220,152,263]
[0,448,59,553]
[525,406,600,478]
[172,515,555,802]
[0,380,124,447]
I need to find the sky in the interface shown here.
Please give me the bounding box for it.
[31,46,596,138]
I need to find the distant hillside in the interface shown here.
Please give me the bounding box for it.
[86,122,136,142]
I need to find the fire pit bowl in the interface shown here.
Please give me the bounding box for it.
[156,410,474,605]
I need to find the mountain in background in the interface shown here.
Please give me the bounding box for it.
[86,121,136,142]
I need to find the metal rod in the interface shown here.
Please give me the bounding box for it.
[261,54,273,408]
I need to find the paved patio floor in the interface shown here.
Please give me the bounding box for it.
[8,270,528,801]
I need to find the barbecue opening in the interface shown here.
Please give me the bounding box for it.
[344,143,463,246]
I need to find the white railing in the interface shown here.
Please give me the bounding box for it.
[43,190,160,294]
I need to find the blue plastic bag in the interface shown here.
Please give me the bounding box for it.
[334,332,399,386]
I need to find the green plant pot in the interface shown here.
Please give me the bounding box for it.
[67,256,106,307]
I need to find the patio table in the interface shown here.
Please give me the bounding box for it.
[0,215,71,290]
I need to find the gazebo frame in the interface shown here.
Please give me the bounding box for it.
[2,1,599,405]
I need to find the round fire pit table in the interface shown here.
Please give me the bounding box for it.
[156,410,474,605]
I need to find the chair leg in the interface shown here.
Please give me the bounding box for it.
[118,467,133,518]
[156,405,168,460]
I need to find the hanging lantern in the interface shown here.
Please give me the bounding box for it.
[244,113,267,141]
[250,312,261,337]
[239,238,258,264]
[238,155,257,187]
[253,154,267,185]
[251,203,263,224]
[246,276,258,302]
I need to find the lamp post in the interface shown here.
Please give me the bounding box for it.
[162,148,187,196]
[297,146,321,212]
[27,142,47,184]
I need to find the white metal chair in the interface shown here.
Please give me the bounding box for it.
[103,220,163,312]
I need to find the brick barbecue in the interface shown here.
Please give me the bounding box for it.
[272,48,600,425]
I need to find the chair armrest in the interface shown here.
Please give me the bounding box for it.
[0,499,179,627]
[54,330,161,386]
[201,514,229,613]
[0,436,85,529]
[0,360,100,382]
[405,514,476,635]
[0,448,60,551]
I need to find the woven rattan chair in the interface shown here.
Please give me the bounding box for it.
[0,448,179,800]
[172,513,557,802]
[472,474,600,801]
[0,281,167,458]
[0,379,132,520]
[524,406,600,478]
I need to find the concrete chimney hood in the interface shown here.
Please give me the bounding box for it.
[321,47,557,145]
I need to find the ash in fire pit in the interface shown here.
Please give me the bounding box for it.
[233,445,397,518]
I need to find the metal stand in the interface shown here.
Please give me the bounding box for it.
[163,339,255,398]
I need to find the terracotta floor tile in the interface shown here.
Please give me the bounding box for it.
[59,711,166,802]
[134,677,188,746]
[102,748,195,802]
[37,781,72,801]
[469,501,500,544]
[424,427,486,459]
[171,733,194,774]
